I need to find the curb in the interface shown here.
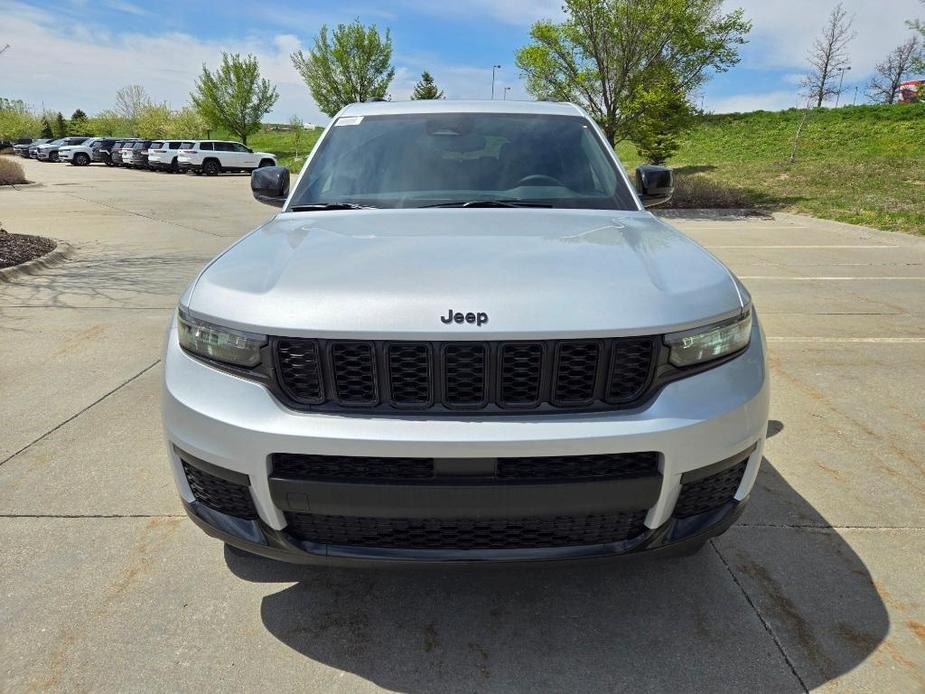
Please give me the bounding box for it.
[0,241,74,282]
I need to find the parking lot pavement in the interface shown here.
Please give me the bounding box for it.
[2,158,924,691]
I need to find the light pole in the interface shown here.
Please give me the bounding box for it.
[491,65,501,99]
[503,86,511,100]
[834,66,851,107]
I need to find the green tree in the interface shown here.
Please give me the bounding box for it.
[136,102,172,138]
[191,52,279,145]
[40,116,53,139]
[69,108,88,134]
[87,110,132,137]
[291,21,395,116]
[53,112,67,137]
[0,110,39,140]
[625,74,695,164]
[411,71,444,100]
[289,114,304,157]
[169,106,207,139]
[515,0,749,147]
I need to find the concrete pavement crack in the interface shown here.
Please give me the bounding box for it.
[0,514,184,518]
[709,540,810,693]
[0,360,161,468]
[61,191,229,238]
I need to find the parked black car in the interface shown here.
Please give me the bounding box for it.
[14,138,43,157]
[128,139,154,169]
[90,138,119,165]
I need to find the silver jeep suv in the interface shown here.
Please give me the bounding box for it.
[162,100,768,565]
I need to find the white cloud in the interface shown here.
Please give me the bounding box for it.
[725,0,924,77]
[706,89,803,114]
[396,0,563,26]
[0,1,535,126]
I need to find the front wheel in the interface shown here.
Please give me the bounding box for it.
[74,152,90,166]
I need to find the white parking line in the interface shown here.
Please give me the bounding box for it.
[707,245,900,249]
[768,337,925,343]
[740,276,925,280]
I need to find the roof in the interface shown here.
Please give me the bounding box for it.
[339,99,585,118]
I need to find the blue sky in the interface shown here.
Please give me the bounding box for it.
[2,0,923,125]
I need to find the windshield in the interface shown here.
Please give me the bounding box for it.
[289,113,637,210]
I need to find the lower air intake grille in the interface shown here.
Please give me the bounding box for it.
[285,511,648,549]
[674,460,748,518]
[272,454,434,481]
[182,462,258,520]
[498,452,658,481]
[270,452,659,483]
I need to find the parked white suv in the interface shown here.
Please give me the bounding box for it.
[147,140,189,172]
[163,100,768,566]
[177,140,276,175]
[58,137,106,166]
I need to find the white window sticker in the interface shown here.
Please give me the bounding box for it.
[335,116,364,127]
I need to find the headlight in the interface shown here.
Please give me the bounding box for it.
[177,309,266,367]
[665,309,752,367]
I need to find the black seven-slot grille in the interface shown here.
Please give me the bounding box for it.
[273,337,657,413]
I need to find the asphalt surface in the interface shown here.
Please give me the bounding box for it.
[1,157,924,693]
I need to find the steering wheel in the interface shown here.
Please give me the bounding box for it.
[515,174,564,187]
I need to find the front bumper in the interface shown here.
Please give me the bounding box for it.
[184,494,749,566]
[163,318,769,564]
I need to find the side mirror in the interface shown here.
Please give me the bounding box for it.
[251,166,290,208]
[635,165,674,208]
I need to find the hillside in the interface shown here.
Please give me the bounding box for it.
[246,104,925,235]
[616,103,925,235]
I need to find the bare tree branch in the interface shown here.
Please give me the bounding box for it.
[802,3,856,108]
[867,37,922,104]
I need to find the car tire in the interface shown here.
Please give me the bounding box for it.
[74,152,90,166]
[202,159,221,176]
[49,152,58,162]
[169,158,178,173]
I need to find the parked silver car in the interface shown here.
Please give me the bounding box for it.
[162,100,768,566]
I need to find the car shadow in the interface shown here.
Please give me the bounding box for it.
[224,445,886,692]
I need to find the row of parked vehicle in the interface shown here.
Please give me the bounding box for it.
[10,136,278,175]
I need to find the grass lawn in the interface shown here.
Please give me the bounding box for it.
[245,127,324,172]
[244,103,924,235]
[616,103,925,235]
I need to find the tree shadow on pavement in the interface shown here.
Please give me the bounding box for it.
[225,450,887,693]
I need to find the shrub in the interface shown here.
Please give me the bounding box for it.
[0,156,28,185]
[666,173,757,209]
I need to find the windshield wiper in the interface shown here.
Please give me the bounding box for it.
[418,199,553,209]
[290,202,378,211]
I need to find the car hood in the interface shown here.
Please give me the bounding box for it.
[186,208,745,339]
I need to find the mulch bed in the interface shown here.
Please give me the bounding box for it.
[0,230,57,269]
